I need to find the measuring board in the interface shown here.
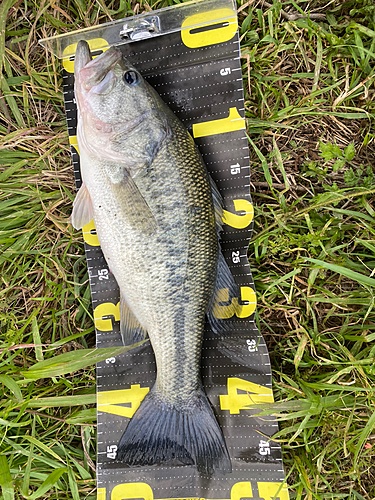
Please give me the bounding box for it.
[49,0,290,498]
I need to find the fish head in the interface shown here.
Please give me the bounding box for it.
[74,40,169,170]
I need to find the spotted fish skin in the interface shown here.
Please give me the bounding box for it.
[72,40,233,475]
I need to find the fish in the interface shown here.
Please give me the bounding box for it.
[72,39,240,475]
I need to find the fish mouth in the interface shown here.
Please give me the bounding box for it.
[74,40,92,76]
[74,40,122,87]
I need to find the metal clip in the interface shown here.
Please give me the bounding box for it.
[119,16,160,41]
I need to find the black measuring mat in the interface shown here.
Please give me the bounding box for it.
[53,2,290,498]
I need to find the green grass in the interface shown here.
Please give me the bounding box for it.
[1,0,375,499]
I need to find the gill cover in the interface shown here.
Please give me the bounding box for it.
[72,41,165,233]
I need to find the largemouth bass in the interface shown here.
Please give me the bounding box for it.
[72,40,239,475]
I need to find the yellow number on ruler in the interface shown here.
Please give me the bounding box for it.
[257,482,290,500]
[231,482,253,500]
[213,286,256,319]
[181,8,237,48]
[63,38,109,73]
[105,482,256,500]
[222,199,254,229]
[111,483,153,500]
[100,482,289,500]
[97,385,149,418]
[220,377,274,414]
[94,302,120,331]
[97,488,106,500]
[192,108,245,138]
[82,219,100,247]
[69,135,79,154]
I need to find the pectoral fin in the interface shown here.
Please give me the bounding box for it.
[111,169,157,235]
[120,293,147,346]
[71,182,94,230]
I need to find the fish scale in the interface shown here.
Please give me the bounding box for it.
[135,117,218,404]
[71,40,238,474]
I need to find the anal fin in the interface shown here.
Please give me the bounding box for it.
[120,293,147,346]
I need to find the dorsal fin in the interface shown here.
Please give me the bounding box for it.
[207,249,240,336]
[209,174,224,234]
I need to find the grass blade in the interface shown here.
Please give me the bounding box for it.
[23,344,144,379]
[0,455,14,500]
[247,134,273,187]
[0,374,22,402]
[0,0,19,76]
[27,467,68,500]
[354,408,375,468]
[31,317,43,362]
[27,394,96,408]
[304,258,375,288]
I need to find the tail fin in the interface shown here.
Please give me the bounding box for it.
[116,388,231,476]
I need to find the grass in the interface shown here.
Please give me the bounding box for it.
[0,0,375,499]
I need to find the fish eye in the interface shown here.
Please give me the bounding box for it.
[123,70,139,86]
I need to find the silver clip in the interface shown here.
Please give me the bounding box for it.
[119,16,160,41]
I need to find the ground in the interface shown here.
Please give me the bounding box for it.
[0,0,374,499]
